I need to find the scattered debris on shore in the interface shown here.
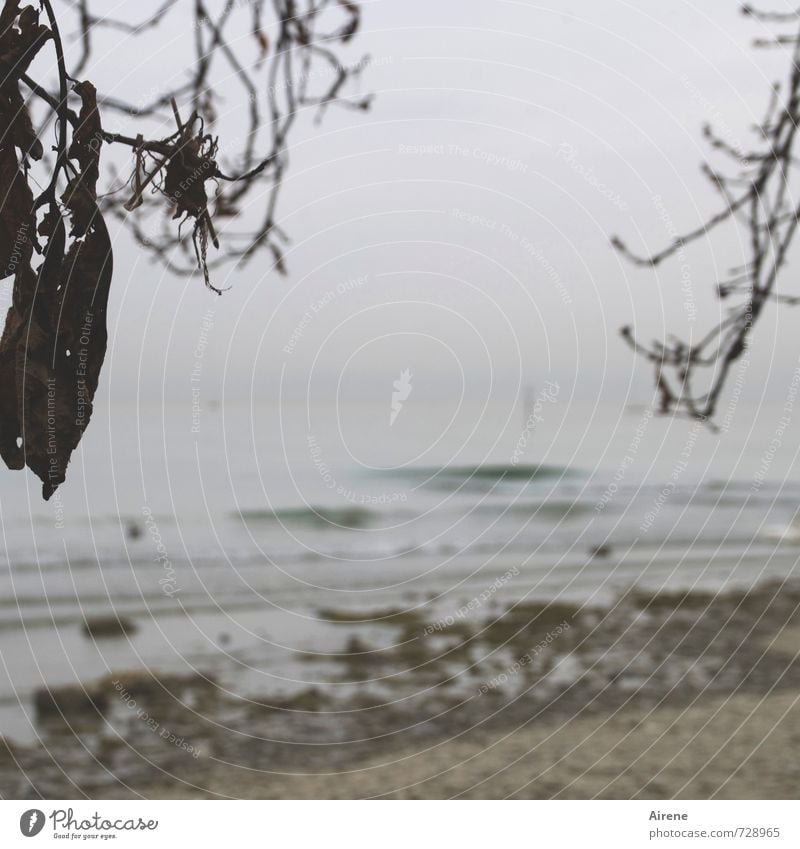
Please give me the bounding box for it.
[4,578,800,798]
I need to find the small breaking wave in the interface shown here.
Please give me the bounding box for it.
[236,504,377,529]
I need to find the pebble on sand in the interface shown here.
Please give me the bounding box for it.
[82,616,138,639]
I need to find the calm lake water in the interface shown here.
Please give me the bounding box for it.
[1,396,799,741]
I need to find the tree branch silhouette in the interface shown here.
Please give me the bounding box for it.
[615,5,800,424]
[0,0,368,497]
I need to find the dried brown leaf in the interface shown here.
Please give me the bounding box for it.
[0,142,33,279]
[164,137,209,219]
[1,86,42,160]
[62,81,101,236]
[0,2,50,86]
[16,215,113,498]
[0,259,31,468]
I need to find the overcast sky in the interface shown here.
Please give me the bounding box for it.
[15,0,800,410]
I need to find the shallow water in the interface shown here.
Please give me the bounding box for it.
[1,397,799,742]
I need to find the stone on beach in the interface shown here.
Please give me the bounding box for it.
[81,616,138,639]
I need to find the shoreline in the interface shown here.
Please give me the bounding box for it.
[2,576,800,799]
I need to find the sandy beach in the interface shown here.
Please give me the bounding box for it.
[136,690,800,800]
[3,577,799,799]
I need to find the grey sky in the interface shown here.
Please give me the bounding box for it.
[18,0,800,409]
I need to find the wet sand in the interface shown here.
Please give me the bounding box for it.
[2,577,800,799]
[137,689,800,799]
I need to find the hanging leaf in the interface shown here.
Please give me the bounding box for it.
[0,3,50,85]
[0,143,33,278]
[2,85,43,160]
[61,81,101,237]
[0,1,46,278]
[16,214,112,498]
[0,62,113,497]
[163,110,220,292]
[0,261,32,468]
[164,135,210,221]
